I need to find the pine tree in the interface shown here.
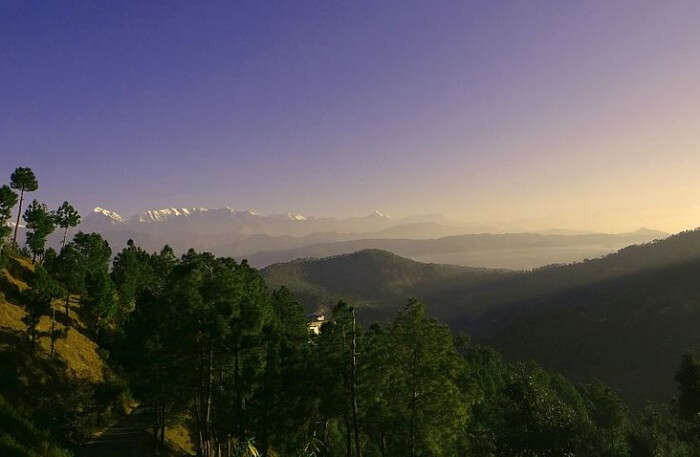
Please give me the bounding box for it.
[111,239,155,320]
[254,287,312,456]
[53,244,87,320]
[71,232,115,334]
[10,167,38,246]
[22,200,56,262]
[389,299,468,457]
[21,266,61,352]
[55,201,81,249]
[0,185,18,248]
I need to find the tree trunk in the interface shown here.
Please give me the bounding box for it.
[159,403,166,451]
[64,293,70,320]
[62,226,69,249]
[234,344,244,440]
[409,346,418,457]
[350,309,362,457]
[12,188,23,247]
[153,422,160,456]
[204,340,214,457]
[344,413,352,457]
[409,385,417,457]
[609,424,614,453]
[50,306,56,357]
[196,348,206,457]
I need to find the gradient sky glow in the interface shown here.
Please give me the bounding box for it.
[2,1,700,233]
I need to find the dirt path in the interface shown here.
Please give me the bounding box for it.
[79,407,161,457]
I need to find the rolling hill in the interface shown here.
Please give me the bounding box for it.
[262,229,700,400]
[261,249,508,316]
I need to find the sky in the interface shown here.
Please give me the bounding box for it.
[1,0,700,233]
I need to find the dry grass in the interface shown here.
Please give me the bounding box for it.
[37,317,105,382]
[165,424,196,455]
[0,265,105,383]
[1,267,28,294]
[0,297,27,331]
[12,256,36,271]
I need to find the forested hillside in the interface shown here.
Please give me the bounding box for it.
[262,249,507,314]
[263,230,700,402]
[263,229,700,320]
[482,257,700,402]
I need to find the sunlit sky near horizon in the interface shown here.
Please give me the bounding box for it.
[2,1,700,233]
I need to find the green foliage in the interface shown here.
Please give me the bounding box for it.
[54,202,80,248]
[72,232,112,272]
[102,240,700,457]
[9,168,38,193]
[0,395,72,457]
[70,232,117,333]
[262,232,700,406]
[675,353,700,423]
[22,200,56,261]
[251,286,313,455]
[9,167,38,246]
[262,249,499,316]
[627,405,700,457]
[384,299,469,456]
[20,266,61,349]
[0,185,18,248]
[82,268,117,333]
[581,381,630,455]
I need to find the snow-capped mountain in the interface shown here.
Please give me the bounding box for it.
[92,206,125,224]
[80,206,401,237]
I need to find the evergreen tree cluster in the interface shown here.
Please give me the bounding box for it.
[101,243,700,457]
[0,167,81,261]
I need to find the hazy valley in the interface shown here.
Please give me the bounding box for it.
[46,206,668,270]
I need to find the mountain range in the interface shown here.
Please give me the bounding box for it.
[66,206,667,270]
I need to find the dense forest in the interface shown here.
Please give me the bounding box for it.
[1,167,700,457]
[264,236,700,403]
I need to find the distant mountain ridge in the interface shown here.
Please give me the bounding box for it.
[59,206,668,270]
[81,206,398,236]
[246,229,667,268]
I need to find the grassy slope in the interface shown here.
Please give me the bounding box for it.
[1,256,196,455]
[0,258,104,383]
[0,256,116,456]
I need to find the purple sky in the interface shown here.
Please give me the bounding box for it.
[2,1,699,232]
